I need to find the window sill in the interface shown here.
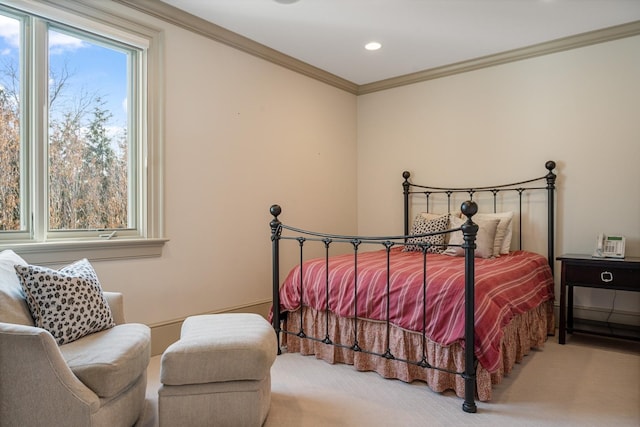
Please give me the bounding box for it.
[2,238,168,266]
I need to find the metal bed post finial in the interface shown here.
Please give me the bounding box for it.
[270,204,283,354]
[270,204,282,228]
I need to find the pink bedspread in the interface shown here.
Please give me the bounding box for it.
[278,249,554,373]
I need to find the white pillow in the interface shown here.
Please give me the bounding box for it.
[15,259,115,345]
[473,212,514,256]
[0,250,32,325]
[444,216,500,259]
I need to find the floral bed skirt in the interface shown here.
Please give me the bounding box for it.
[281,300,554,401]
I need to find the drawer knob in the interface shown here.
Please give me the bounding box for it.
[600,271,613,283]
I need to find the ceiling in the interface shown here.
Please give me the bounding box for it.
[159,0,640,86]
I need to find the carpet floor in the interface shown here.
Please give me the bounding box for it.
[137,332,639,426]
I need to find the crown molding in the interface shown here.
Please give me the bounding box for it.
[358,20,640,95]
[112,0,358,94]
[111,2,640,96]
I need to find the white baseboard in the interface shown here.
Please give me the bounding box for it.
[570,305,640,326]
[149,299,272,356]
[554,303,640,327]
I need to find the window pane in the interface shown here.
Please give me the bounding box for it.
[0,13,22,232]
[48,27,130,231]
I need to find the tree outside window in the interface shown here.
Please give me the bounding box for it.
[0,10,137,237]
[47,28,131,231]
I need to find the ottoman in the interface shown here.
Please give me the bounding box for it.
[158,313,277,427]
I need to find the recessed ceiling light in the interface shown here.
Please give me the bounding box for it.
[274,0,299,4]
[365,42,382,51]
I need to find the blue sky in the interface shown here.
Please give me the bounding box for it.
[0,13,128,127]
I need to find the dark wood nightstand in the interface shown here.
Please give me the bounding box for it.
[557,254,640,344]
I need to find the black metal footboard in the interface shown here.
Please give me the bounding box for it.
[269,161,557,414]
[270,201,480,413]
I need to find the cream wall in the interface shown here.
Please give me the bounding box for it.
[25,2,639,330]
[357,35,640,323]
[86,5,358,327]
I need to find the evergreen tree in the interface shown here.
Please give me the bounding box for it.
[84,97,116,227]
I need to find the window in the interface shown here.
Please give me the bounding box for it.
[47,27,133,236]
[0,1,164,263]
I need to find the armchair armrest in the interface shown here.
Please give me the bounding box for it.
[103,291,126,324]
[0,322,100,424]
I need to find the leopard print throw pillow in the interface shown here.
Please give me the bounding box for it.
[15,259,115,345]
[404,214,450,253]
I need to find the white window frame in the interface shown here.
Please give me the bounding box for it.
[0,0,165,265]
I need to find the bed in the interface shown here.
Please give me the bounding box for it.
[269,161,557,413]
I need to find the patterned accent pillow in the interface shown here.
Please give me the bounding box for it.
[404,214,450,253]
[14,259,115,345]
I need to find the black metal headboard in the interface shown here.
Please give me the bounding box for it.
[402,160,557,272]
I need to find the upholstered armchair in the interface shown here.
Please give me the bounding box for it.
[0,250,151,427]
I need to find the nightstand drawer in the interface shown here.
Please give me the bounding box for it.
[565,265,639,290]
